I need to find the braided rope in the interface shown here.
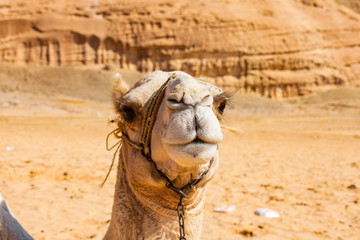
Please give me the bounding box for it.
[140,73,177,156]
[101,74,177,187]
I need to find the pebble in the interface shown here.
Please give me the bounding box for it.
[4,146,17,151]
[255,208,280,218]
[213,205,235,213]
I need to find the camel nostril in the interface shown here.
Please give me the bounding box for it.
[167,98,180,104]
[167,92,184,102]
[201,94,213,106]
[166,93,185,109]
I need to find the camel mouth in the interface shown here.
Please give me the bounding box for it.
[163,134,221,146]
[191,137,205,144]
[164,139,218,167]
[164,137,218,150]
[184,138,218,150]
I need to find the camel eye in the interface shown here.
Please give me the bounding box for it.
[123,106,136,122]
[218,101,226,114]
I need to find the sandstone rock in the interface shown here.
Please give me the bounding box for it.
[0,0,360,97]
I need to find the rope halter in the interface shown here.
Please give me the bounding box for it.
[117,73,213,240]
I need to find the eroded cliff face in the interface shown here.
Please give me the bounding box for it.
[1,0,360,97]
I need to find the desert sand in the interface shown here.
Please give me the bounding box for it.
[1,65,360,240]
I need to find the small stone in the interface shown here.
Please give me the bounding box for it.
[213,205,235,213]
[237,229,254,237]
[255,208,280,218]
[4,146,16,151]
[347,184,357,190]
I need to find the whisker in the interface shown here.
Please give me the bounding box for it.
[221,125,245,135]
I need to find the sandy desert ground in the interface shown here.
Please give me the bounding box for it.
[1,65,360,240]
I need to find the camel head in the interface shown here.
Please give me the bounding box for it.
[112,71,229,187]
[106,70,232,240]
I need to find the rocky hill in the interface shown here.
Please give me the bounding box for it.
[1,0,360,97]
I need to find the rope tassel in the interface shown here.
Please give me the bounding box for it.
[100,128,123,188]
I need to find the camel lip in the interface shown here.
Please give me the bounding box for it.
[164,141,218,166]
[164,136,218,146]
[165,140,218,149]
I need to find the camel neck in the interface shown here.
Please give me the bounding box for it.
[104,148,206,240]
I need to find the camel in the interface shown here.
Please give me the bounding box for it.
[0,194,34,240]
[0,70,230,240]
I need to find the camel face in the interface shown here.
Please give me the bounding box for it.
[155,74,224,167]
[114,70,228,178]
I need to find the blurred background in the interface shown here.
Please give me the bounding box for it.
[0,0,359,239]
[1,0,360,99]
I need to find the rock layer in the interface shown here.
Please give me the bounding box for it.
[1,0,360,97]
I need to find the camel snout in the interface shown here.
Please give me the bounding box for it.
[166,76,213,110]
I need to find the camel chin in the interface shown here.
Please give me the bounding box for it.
[164,141,218,167]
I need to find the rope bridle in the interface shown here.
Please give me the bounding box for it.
[114,73,212,240]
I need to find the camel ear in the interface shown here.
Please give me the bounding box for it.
[112,72,130,113]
